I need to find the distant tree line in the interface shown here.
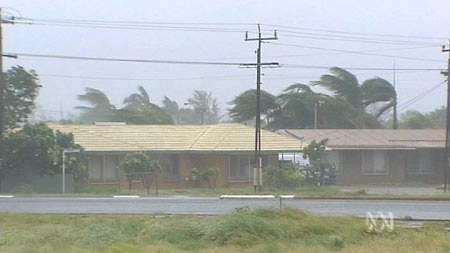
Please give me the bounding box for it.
[73,66,445,129]
[2,65,446,131]
[74,87,220,125]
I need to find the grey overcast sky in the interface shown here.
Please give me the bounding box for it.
[2,0,449,121]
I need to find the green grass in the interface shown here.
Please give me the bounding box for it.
[72,184,345,197]
[9,184,450,200]
[1,209,449,253]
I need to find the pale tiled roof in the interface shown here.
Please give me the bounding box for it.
[277,129,446,150]
[48,123,301,153]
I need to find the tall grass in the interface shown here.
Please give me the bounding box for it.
[1,209,449,253]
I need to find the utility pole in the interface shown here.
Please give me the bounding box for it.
[242,24,278,192]
[0,8,5,176]
[442,41,450,193]
[392,60,398,130]
[0,8,5,148]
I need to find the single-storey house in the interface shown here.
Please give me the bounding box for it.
[49,123,301,189]
[277,129,449,185]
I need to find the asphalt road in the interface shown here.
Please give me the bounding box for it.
[1,197,449,220]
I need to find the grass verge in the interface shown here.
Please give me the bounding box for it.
[1,209,449,253]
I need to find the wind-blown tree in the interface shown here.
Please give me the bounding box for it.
[1,123,57,186]
[76,88,116,124]
[119,152,161,195]
[117,86,173,124]
[425,106,446,129]
[313,67,396,128]
[274,83,322,129]
[161,96,182,123]
[161,96,199,124]
[1,123,85,191]
[302,139,332,186]
[398,110,435,129]
[228,89,278,125]
[3,66,40,131]
[187,90,220,124]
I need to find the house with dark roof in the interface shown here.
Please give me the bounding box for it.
[49,123,302,189]
[277,129,448,185]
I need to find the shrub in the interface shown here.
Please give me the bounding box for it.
[201,168,220,189]
[186,168,200,187]
[119,152,161,195]
[263,163,303,189]
[12,184,34,194]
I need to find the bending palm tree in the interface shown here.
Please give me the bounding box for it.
[275,83,321,129]
[313,67,396,128]
[228,89,278,125]
[120,86,172,124]
[76,87,116,124]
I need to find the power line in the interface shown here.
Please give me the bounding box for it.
[15,17,444,45]
[15,17,255,26]
[5,52,250,66]
[262,23,447,41]
[40,73,254,81]
[276,30,439,46]
[270,42,445,63]
[11,52,442,72]
[13,16,445,49]
[266,45,439,59]
[391,80,446,113]
[282,64,442,71]
[14,17,253,33]
[9,16,446,65]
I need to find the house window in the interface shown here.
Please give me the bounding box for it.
[325,151,342,174]
[88,155,119,183]
[163,155,180,181]
[362,151,388,175]
[229,155,253,182]
[407,150,433,174]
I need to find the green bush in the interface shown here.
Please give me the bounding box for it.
[263,163,304,189]
[12,184,34,194]
[186,168,200,184]
[200,168,220,189]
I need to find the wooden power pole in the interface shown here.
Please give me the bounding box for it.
[242,25,278,192]
[443,41,450,192]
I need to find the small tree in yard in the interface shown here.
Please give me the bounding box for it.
[186,168,201,187]
[201,168,220,189]
[119,152,161,195]
[1,123,86,192]
[302,139,332,187]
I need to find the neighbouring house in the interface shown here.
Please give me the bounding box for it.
[277,129,449,185]
[48,123,302,189]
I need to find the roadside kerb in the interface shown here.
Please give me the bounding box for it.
[220,195,275,199]
[113,195,140,198]
[292,196,450,201]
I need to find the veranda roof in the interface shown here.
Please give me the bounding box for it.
[277,129,445,150]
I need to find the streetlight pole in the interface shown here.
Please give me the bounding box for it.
[62,148,80,194]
